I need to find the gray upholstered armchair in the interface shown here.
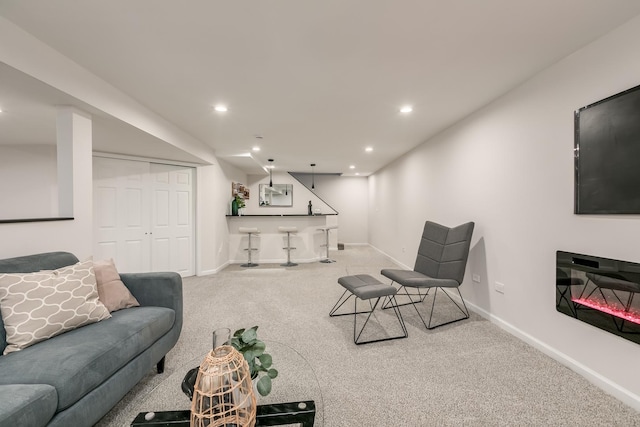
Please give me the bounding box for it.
[381,220,475,329]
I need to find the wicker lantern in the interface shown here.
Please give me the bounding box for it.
[190,343,257,427]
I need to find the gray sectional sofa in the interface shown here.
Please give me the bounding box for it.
[0,252,183,427]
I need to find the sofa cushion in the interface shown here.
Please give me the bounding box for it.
[0,306,174,411]
[0,252,79,274]
[0,260,111,354]
[0,384,57,427]
[94,259,139,312]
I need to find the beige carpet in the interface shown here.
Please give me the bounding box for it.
[96,246,640,426]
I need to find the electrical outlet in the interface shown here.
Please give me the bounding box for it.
[495,282,505,294]
[401,247,405,253]
[472,274,481,283]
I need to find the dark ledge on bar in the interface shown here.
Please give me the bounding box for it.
[226,214,337,217]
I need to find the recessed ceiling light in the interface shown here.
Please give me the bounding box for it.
[400,106,413,113]
[252,146,260,152]
[349,165,355,169]
[365,147,373,152]
[355,172,360,176]
[214,105,228,112]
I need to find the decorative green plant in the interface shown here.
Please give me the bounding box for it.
[230,326,278,396]
[234,194,246,209]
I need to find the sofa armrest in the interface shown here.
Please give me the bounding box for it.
[119,272,183,332]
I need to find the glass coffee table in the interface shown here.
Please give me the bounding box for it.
[130,340,323,426]
[131,401,315,426]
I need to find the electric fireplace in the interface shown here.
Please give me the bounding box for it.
[556,251,640,344]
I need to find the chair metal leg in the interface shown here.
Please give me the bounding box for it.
[320,228,335,263]
[425,287,470,329]
[393,285,469,330]
[382,284,429,309]
[281,231,298,267]
[400,286,430,329]
[241,232,258,267]
[388,295,408,338]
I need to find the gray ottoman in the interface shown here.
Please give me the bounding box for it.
[329,274,407,344]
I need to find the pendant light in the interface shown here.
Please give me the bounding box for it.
[310,163,316,189]
[268,159,274,187]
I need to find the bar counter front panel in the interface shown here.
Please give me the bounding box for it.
[227,215,338,264]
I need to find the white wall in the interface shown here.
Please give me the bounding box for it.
[0,112,93,259]
[292,174,368,244]
[243,172,335,216]
[196,160,247,275]
[0,144,58,219]
[369,15,640,408]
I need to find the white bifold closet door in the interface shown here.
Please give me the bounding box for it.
[93,157,195,276]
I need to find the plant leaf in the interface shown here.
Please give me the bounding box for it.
[241,328,257,343]
[244,351,255,363]
[256,375,272,396]
[244,339,258,347]
[229,337,241,349]
[267,368,278,379]
[253,341,265,353]
[257,353,272,369]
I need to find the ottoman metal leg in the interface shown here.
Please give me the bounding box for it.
[353,295,407,345]
[330,274,408,345]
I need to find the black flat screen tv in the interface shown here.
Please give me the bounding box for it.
[575,84,640,214]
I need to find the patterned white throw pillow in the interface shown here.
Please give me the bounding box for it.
[0,259,111,355]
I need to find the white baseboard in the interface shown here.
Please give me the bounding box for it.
[369,244,412,270]
[228,257,322,265]
[197,261,229,276]
[466,301,640,411]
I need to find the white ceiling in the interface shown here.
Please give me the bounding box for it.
[0,62,206,164]
[2,1,640,175]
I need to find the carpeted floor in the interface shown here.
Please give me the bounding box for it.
[96,246,640,426]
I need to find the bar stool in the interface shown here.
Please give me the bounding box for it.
[238,227,260,267]
[278,226,298,267]
[317,225,338,263]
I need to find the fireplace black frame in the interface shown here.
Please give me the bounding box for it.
[556,251,640,344]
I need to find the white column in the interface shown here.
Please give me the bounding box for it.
[56,107,92,218]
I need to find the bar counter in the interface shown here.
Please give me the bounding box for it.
[227,214,338,264]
